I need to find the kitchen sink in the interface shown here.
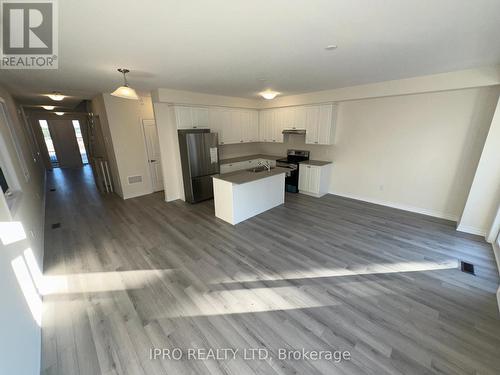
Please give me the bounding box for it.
[247,166,275,173]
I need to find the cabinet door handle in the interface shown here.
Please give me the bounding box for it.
[193,126,197,128]
[314,141,318,144]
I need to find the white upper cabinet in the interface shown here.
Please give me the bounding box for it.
[260,109,284,143]
[249,111,259,142]
[175,106,192,129]
[259,110,275,142]
[293,106,307,129]
[193,107,209,128]
[258,104,336,144]
[174,106,210,129]
[305,106,320,144]
[304,104,337,145]
[175,103,336,145]
[316,104,337,145]
[208,107,259,145]
[282,106,306,129]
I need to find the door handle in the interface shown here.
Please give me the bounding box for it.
[150,159,156,162]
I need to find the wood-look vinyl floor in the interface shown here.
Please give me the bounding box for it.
[41,166,500,375]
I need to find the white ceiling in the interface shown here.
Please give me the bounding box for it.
[1,0,500,105]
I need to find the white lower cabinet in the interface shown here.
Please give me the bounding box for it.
[298,163,331,197]
[220,161,246,174]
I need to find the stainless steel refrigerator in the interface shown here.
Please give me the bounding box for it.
[178,129,220,203]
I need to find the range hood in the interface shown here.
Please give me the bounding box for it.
[282,128,306,135]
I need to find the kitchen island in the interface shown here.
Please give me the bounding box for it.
[212,167,287,225]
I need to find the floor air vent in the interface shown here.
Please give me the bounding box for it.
[460,261,475,275]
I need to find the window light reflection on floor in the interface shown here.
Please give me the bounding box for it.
[15,247,460,323]
[215,259,460,284]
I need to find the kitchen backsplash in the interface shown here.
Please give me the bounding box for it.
[219,134,334,161]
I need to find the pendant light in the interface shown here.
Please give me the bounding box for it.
[111,68,139,100]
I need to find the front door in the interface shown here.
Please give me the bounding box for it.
[142,119,163,192]
[48,120,83,168]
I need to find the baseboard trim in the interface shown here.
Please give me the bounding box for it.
[123,190,152,200]
[493,242,500,313]
[456,224,487,237]
[329,191,459,221]
[41,171,47,263]
[299,191,325,198]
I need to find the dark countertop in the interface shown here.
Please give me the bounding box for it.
[220,154,283,165]
[213,167,288,185]
[299,160,332,166]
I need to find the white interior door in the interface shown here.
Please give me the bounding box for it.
[142,119,164,192]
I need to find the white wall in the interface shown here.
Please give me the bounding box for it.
[152,102,185,201]
[90,95,123,197]
[154,88,259,108]
[0,86,46,375]
[458,96,500,236]
[258,134,335,161]
[92,94,156,199]
[329,87,500,220]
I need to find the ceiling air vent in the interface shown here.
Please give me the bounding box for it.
[128,175,143,184]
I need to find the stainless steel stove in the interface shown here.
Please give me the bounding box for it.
[276,149,310,193]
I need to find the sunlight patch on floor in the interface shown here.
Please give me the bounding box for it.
[215,259,459,284]
[0,221,26,245]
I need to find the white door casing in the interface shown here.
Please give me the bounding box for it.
[142,119,164,192]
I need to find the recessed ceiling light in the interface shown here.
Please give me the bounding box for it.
[325,45,338,50]
[260,91,279,100]
[47,92,65,101]
[42,105,55,110]
[55,112,65,116]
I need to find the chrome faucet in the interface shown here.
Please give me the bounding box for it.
[259,161,271,172]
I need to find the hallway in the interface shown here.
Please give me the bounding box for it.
[41,167,500,375]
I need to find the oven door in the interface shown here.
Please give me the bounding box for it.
[277,162,299,192]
